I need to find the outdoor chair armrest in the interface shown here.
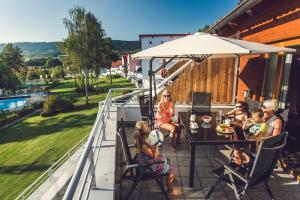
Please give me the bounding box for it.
[126,160,165,170]
[214,158,249,183]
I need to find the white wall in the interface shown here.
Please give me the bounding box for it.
[140,35,186,78]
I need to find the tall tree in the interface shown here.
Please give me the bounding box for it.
[63,7,105,104]
[198,24,210,32]
[0,61,20,92]
[0,43,24,69]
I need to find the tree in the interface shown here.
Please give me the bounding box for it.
[44,57,62,68]
[0,61,20,92]
[63,7,105,104]
[198,24,210,32]
[0,43,24,69]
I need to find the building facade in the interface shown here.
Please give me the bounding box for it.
[139,34,189,78]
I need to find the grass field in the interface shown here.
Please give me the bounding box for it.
[0,77,134,200]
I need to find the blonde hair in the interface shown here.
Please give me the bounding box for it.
[160,90,172,103]
[263,99,279,112]
[134,121,149,153]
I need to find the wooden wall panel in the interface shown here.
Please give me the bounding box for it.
[162,58,235,104]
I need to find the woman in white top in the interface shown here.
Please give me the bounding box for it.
[233,99,282,165]
[261,99,283,138]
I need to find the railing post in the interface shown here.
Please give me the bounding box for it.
[49,168,53,181]
[81,139,84,149]
[107,94,110,119]
[102,114,106,141]
[88,150,97,189]
[113,90,116,105]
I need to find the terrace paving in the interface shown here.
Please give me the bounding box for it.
[118,127,300,200]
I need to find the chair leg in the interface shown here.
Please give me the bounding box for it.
[124,174,143,200]
[265,181,275,200]
[205,176,222,199]
[153,175,169,200]
[228,173,241,200]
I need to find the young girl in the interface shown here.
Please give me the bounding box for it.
[134,121,180,196]
[225,101,250,127]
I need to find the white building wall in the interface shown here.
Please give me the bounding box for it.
[140,35,187,77]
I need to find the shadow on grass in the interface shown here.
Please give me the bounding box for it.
[0,107,98,145]
[0,163,51,175]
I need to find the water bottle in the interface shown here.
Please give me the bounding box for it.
[218,110,223,124]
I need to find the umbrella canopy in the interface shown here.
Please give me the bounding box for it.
[132,32,295,59]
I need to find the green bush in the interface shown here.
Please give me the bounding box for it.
[41,95,74,117]
[50,80,61,88]
[107,74,121,79]
[0,107,36,127]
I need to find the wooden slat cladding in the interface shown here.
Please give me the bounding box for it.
[160,58,235,104]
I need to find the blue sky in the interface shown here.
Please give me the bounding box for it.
[0,0,238,43]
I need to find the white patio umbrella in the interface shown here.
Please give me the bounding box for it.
[132,32,295,60]
[132,32,295,128]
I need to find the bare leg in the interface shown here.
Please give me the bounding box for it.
[167,173,181,196]
[160,123,177,151]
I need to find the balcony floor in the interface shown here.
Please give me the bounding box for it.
[117,127,300,200]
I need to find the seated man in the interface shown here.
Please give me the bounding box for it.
[156,90,181,151]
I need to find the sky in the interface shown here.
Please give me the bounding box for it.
[0,0,238,43]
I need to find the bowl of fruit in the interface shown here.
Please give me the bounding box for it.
[202,115,212,123]
[216,123,234,135]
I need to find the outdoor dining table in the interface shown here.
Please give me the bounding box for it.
[178,111,256,188]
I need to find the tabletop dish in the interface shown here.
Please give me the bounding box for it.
[216,124,234,135]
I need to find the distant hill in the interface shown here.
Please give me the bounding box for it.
[0,40,140,58]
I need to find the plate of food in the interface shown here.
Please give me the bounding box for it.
[216,124,234,135]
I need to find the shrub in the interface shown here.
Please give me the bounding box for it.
[41,95,74,117]
[0,107,36,127]
[50,80,61,88]
[107,74,121,79]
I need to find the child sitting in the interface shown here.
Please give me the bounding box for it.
[134,121,181,196]
[244,109,267,137]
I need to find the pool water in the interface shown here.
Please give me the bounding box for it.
[0,97,29,111]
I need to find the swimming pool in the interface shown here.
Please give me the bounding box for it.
[0,97,29,111]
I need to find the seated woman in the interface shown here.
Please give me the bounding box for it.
[233,99,283,165]
[134,121,181,196]
[156,90,180,151]
[224,101,250,127]
[229,101,250,165]
[261,99,283,138]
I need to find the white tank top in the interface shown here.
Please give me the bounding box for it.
[265,115,278,137]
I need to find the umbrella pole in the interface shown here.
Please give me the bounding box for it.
[149,57,155,129]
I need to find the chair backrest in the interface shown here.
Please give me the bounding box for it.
[117,120,134,165]
[249,132,288,185]
[244,97,261,113]
[276,109,289,131]
[192,92,211,114]
[138,95,150,120]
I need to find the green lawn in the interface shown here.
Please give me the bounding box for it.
[0,77,135,200]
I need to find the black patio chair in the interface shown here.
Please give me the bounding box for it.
[138,95,150,121]
[205,132,288,200]
[244,97,261,113]
[191,92,211,114]
[116,119,170,200]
